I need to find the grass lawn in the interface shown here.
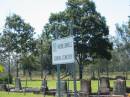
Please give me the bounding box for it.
[11,79,130,92]
[20,80,80,90]
[1,79,130,97]
[91,80,130,92]
[0,91,53,97]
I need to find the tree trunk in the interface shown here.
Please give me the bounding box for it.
[79,64,83,80]
[41,67,43,79]
[8,53,12,84]
[91,71,96,80]
[28,70,32,80]
[106,65,109,78]
[97,67,100,96]
[40,40,43,79]
[125,64,128,80]
[16,61,19,77]
[23,69,26,76]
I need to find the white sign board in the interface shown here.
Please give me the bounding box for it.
[52,37,74,65]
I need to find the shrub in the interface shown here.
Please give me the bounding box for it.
[0,74,13,84]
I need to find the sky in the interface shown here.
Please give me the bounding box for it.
[0,0,130,36]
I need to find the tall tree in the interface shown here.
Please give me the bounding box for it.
[2,14,36,77]
[43,0,112,79]
[20,53,37,80]
[115,22,130,78]
[37,30,53,78]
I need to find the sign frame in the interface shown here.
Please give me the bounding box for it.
[52,36,75,65]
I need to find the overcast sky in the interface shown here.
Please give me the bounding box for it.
[0,0,130,36]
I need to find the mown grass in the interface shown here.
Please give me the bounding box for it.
[1,80,80,97]
[1,79,130,97]
[19,80,80,90]
[0,91,52,97]
[11,79,130,92]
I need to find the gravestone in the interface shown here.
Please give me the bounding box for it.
[15,77,22,90]
[113,76,126,95]
[115,76,126,85]
[80,79,91,97]
[24,87,40,93]
[99,77,110,94]
[41,80,48,94]
[56,81,67,97]
[0,84,7,91]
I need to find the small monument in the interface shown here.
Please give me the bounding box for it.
[15,77,22,90]
[41,70,49,94]
[56,81,67,97]
[41,79,48,95]
[113,76,126,95]
[80,79,91,94]
[0,84,7,91]
[99,77,110,94]
[80,79,91,97]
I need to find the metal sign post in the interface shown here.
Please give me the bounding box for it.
[52,36,75,97]
[73,63,77,97]
[57,64,61,97]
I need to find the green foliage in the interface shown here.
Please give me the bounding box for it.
[43,0,112,79]
[20,53,39,71]
[0,92,46,97]
[113,22,130,73]
[39,27,55,76]
[2,14,36,54]
[0,74,13,84]
[0,64,4,73]
[1,14,36,78]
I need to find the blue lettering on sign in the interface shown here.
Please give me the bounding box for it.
[62,54,72,60]
[57,42,72,49]
[54,54,72,61]
[54,56,61,61]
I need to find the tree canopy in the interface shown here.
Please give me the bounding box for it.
[43,0,112,79]
[2,14,36,54]
[0,64,4,73]
[1,14,36,78]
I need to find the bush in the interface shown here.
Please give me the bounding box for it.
[0,74,13,84]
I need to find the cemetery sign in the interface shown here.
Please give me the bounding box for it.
[52,36,74,65]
